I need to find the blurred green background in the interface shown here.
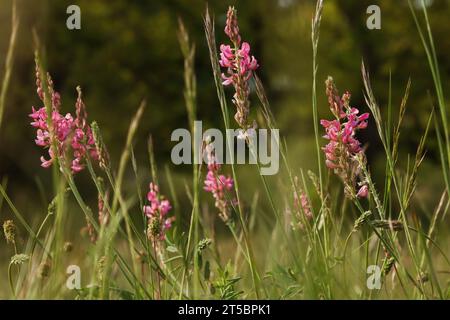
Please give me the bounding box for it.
[0,0,449,238]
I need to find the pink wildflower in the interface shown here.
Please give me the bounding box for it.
[29,64,98,174]
[29,107,74,169]
[219,6,259,129]
[204,141,235,222]
[321,77,369,199]
[143,183,174,241]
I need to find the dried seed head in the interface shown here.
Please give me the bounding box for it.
[3,220,16,244]
[382,256,396,276]
[11,254,29,265]
[352,211,372,232]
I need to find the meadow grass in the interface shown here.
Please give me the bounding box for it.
[0,0,19,130]
[0,0,449,300]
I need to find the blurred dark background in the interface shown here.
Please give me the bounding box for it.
[0,0,449,227]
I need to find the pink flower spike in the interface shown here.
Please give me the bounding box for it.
[219,6,259,129]
[29,71,99,174]
[203,140,235,222]
[143,182,174,242]
[40,155,53,168]
[321,77,370,198]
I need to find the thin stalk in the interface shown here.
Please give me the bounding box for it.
[0,0,19,129]
[204,6,262,298]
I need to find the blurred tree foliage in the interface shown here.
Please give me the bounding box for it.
[0,0,449,210]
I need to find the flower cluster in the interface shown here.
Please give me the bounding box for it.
[30,65,98,173]
[143,183,174,241]
[204,141,235,222]
[321,77,369,199]
[219,6,259,130]
[71,87,98,172]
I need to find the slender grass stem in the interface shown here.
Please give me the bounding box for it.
[0,0,19,130]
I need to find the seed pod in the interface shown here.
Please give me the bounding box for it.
[147,217,162,241]
[197,238,212,253]
[3,220,16,244]
[11,254,29,265]
[352,211,372,232]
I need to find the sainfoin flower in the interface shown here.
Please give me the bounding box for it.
[143,183,174,241]
[29,64,98,173]
[204,140,235,222]
[219,6,259,130]
[321,77,369,199]
[71,87,98,173]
